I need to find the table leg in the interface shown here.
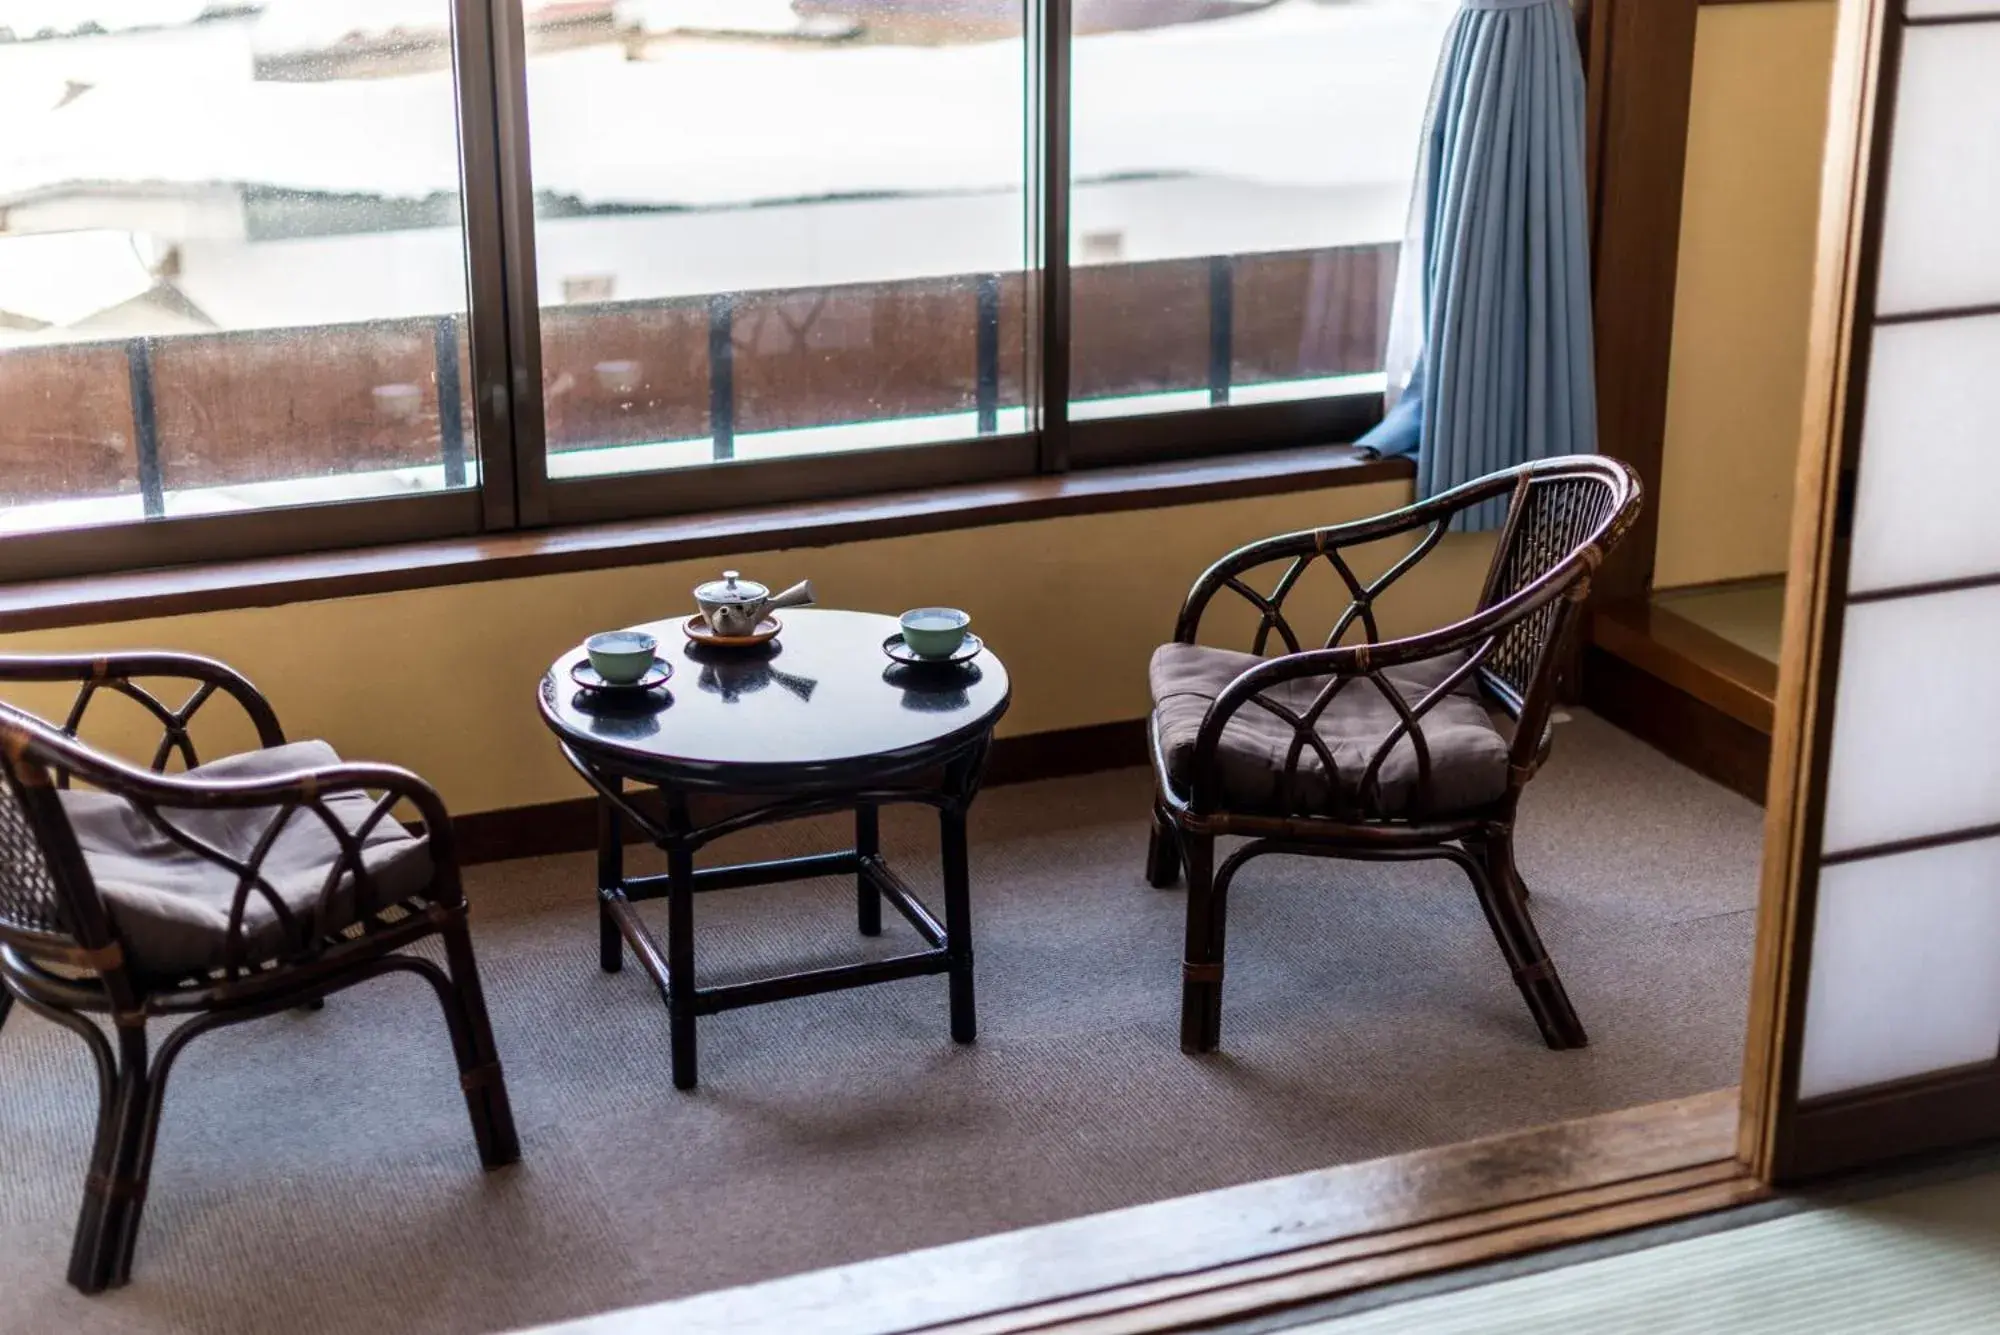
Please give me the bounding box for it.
[666,795,699,1091]
[597,786,623,974]
[940,801,976,1044]
[855,804,882,937]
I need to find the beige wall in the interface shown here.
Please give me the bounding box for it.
[0,481,1495,817]
[1654,0,1837,590]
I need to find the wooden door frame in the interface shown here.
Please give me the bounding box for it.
[1739,0,2000,1182]
[1581,0,1703,605]
[544,3,1965,1331]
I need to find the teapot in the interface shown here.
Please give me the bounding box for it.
[693,570,815,637]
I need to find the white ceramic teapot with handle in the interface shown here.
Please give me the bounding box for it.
[693,570,816,637]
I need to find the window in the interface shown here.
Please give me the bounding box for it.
[1067,0,1450,422]
[0,1,481,555]
[0,0,1436,578]
[523,0,1031,517]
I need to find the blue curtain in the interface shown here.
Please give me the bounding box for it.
[1356,0,1597,531]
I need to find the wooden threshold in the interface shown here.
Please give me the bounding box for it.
[541,1090,1754,1335]
[0,445,1408,635]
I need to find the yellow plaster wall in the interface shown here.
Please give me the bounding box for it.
[1653,0,1838,590]
[0,481,1495,817]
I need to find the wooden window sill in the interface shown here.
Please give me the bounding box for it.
[0,446,1410,634]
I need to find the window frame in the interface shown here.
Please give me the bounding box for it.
[0,0,1394,583]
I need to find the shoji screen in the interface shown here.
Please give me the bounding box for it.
[1793,0,2000,1106]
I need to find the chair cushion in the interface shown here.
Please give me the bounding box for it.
[1149,643,1510,818]
[59,741,434,978]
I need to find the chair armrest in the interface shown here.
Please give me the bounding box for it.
[0,651,286,770]
[15,712,456,977]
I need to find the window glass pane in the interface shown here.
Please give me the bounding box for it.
[0,2,479,538]
[526,4,1028,481]
[1067,0,1452,419]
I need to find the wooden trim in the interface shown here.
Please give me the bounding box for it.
[1900,8,2000,25]
[0,446,1410,636]
[1821,819,2000,869]
[955,1174,1761,1335]
[545,1091,1751,1335]
[1583,0,1701,604]
[1738,0,1897,1183]
[1873,298,2000,325]
[454,719,1148,865]
[1580,645,1772,803]
[1590,599,1777,733]
[1783,1062,2000,1180]
[1848,568,2000,605]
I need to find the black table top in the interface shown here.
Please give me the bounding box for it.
[539,608,1011,788]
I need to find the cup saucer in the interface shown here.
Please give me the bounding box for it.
[883,631,982,667]
[570,656,672,693]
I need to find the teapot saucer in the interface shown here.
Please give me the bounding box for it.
[684,612,782,648]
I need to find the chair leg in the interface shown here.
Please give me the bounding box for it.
[70,1025,149,1294]
[1145,806,1182,889]
[1178,833,1226,1054]
[110,1012,221,1288]
[1466,836,1586,1050]
[439,918,523,1167]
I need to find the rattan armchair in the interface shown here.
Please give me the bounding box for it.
[0,652,518,1293]
[1145,457,1642,1055]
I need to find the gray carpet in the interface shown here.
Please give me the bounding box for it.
[0,712,1761,1335]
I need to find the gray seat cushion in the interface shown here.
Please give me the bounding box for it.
[60,740,434,978]
[1149,643,1510,818]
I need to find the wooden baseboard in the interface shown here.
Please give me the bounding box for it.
[454,718,1149,865]
[1580,644,1771,803]
[1782,1062,2000,1182]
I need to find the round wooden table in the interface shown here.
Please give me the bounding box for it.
[538,608,1011,1089]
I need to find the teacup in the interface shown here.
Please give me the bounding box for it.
[586,629,658,684]
[899,607,970,659]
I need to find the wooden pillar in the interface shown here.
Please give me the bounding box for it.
[1580,0,1703,604]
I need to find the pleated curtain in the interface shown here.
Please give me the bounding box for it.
[1357,0,1597,531]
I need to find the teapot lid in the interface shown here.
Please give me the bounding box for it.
[695,569,768,604]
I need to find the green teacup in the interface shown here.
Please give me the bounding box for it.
[899,607,970,659]
[586,629,658,684]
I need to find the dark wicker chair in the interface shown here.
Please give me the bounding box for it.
[1145,456,1642,1055]
[0,652,519,1293]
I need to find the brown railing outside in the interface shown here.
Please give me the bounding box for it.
[0,242,1393,513]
